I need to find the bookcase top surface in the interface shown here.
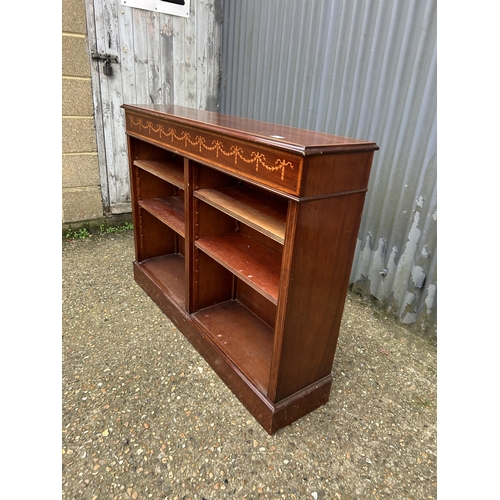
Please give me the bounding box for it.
[122,104,378,156]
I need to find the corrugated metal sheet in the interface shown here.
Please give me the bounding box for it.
[220,0,437,333]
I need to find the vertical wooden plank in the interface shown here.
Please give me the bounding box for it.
[85,0,110,209]
[184,0,197,108]
[201,0,219,110]
[197,0,221,110]
[95,0,120,210]
[193,0,221,110]
[159,15,175,104]
[101,0,130,211]
[196,0,208,109]
[172,13,186,105]
[209,0,222,111]
[132,8,150,104]
[147,10,162,104]
[117,4,137,105]
[174,0,197,107]
[89,0,130,212]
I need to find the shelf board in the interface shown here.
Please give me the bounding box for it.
[192,300,273,395]
[139,253,185,308]
[195,233,281,304]
[195,186,287,244]
[134,159,184,189]
[139,197,185,237]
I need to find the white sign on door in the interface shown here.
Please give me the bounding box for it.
[121,0,190,18]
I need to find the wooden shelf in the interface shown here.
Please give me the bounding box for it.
[138,197,185,237]
[134,159,184,189]
[195,232,281,304]
[192,300,273,395]
[140,254,185,308]
[195,186,287,244]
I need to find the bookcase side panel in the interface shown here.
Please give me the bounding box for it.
[272,192,368,402]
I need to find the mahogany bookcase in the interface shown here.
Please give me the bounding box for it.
[122,104,378,434]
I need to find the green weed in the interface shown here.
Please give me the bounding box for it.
[64,228,91,240]
[99,222,133,234]
[64,221,133,240]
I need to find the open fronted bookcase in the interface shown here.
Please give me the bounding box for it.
[123,104,378,434]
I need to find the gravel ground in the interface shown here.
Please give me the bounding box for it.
[62,230,437,500]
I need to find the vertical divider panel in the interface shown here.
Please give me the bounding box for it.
[185,158,196,313]
[267,199,299,403]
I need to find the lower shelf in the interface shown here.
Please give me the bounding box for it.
[139,253,185,308]
[192,300,273,395]
[133,259,333,434]
[195,233,281,304]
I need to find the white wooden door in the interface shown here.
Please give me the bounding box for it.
[85,0,221,214]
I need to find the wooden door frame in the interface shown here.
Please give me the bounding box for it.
[85,0,132,215]
[85,0,112,213]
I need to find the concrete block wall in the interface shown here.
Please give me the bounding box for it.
[62,0,104,224]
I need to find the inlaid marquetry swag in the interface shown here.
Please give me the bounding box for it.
[123,104,378,434]
[129,115,295,182]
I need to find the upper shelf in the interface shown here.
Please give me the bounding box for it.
[138,197,185,237]
[194,186,287,245]
[134,159,184,190]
